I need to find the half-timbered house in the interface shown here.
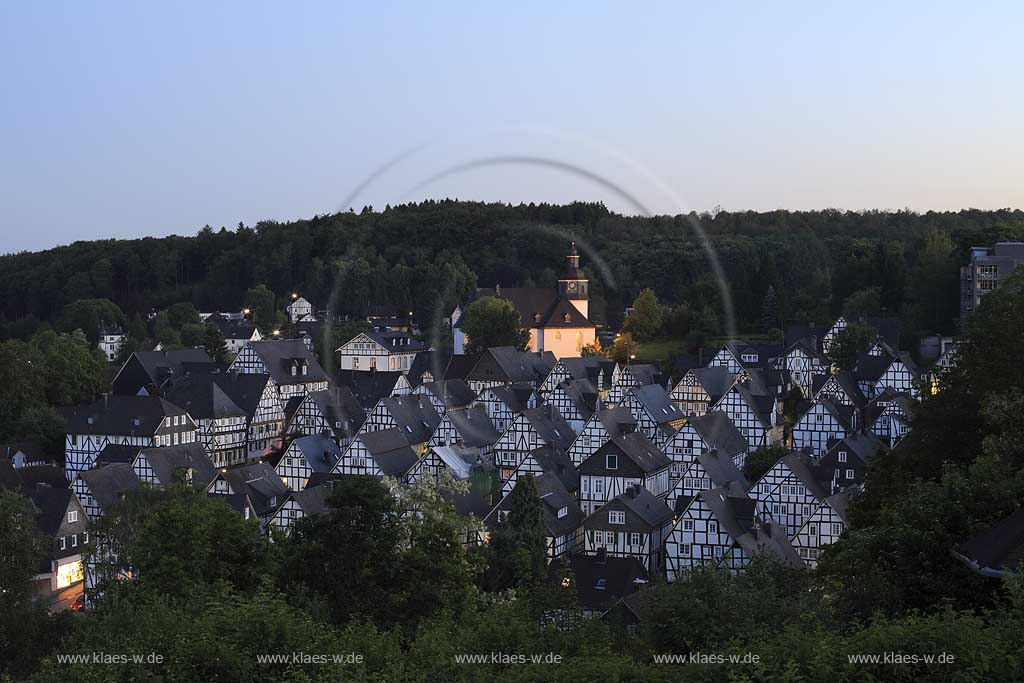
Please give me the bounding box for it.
[661,410,748,479]
[229,339,329,402]
[472,384,539,434]
[285,386,365,449]
[545,379,599,434]
[465,347,556,393]
[566,406,637,466]
[133,443,217,489]
[273,434,342,490]
[584,485,674,572]
[335,330,429,373]
[359,394,442,453]
[619,384,685,449]
[665,447,748,513]
[207,461,289,532]
[111,348,216,396]
[792,489,852,567]
[62,396,198,480]
[578,433,671,515]
[748,451,832,539]
[268,484,332,535]
[412,379,476,416]
[486,471,585,559]
[426,405,501,456]
[669,366,735,416]
[818,432,885,491]
[492,404,575,481]
[606,363,662,405]
[790,397,856,456]
[335,369,412,412]
[866,390,914,447]
[333,427,419,482]
[164,373,248,467]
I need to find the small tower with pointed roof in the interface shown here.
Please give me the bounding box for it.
[558,241,589,319]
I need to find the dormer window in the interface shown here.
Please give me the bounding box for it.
[301,365,307,376]
[609,510,625,524]
[557,506,568,518]
[291,365,297,376]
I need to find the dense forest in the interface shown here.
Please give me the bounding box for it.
[4,202,1024,345]
[2,266,1024,682]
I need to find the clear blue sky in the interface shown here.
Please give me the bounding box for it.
[2,1,1021,253]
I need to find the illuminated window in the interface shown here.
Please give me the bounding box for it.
[56,560,84,589]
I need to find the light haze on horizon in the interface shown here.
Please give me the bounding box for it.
[1,1,1022,254]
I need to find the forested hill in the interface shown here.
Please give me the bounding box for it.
[3,201,1024,340]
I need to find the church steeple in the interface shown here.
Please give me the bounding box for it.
[558,240,589,318]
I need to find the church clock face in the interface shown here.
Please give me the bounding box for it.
[567,281,577,292]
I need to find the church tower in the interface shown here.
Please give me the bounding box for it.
[558,241,589,319]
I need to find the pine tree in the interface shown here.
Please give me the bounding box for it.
[760,286,779,334]
[483,475,547,591]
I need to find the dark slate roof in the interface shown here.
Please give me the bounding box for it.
[217,462,289,517]
[362,330,430,354]
[471,347,557,385]
[62,396,190,436]
[686,411,748,457]
[554,356,605,384]
[863,388,910,426]
[443,354,479,381]
[629,384,685,425]
[207,315,259,341]
[583,433,672,477]
[379,395,442,445]
[688,366,736,401]
[142,443,218,488]
[246,339,329,386]
[849,316,902,350]
[407,350,453,387]
[450,467,502,519]
[288,435,343,474]
[95,444,144,466]
[208,492,255,517]
[211,372,273,418]
[734,518,802,568]
[547,553,649,614]
[955,510,1024,576]
[783,322,830,351]
[289,484,333,516]
[486,471,585,539]
[810,396,857,432]
[358,428,419,476]
[812,371,868,408]
[164,373,247,420]
[695,448,749,491]
[779,452,832,502]
[420,380,476,410]
[27,486,74,537]
[594,406,638,437]
[722,341,783,369]
[614,486,674,529]
[301,387,366,442]
[11,464,68,490]
[556,379,598,421]
[461,287,593,329]
[698,487,758,540]
[445,406,502,448]
[532,446,580,494]
[522,405,576,451]
[78,463,143,514]
[624,364,661,387]
[853,353,891,382]
[335,369,404,411]
[824,432,885,466]
[482,384,535,413]
[112,348,216,395]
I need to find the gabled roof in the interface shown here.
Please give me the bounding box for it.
[552,356,605,384]
[533,472,586,538]
[245,339,329,386]
[430,445,480,480]
[613,486,674,529]
[594,406,637,437]
[584,433,671,476]
[420,380,476,410]
[812,371,868,408]
[722,341,783,368]
[77,463,143,514]
[335,369,405,411]
[288,484,333,517]
[824,432,885,466]
[286,435,343,474]
[697,487,758,540]
[733,518,802,568]
[783,322,830,351]
[11,464,68,490]
[62,396,190,436]
[521,405,576,452]
[686,366,736,401]
[27,486,76,537]
[407,350,453,388]
[694,448,749,491]
[164,373,247,420]
[481,383,536,413]
[471,347,557,385]
[207,315,259,341]
[778,452,832,502]
[803,396,856,432]
[628,384,685,425]
[853,353,891,382]
[546,554,649,614]
[555,379,598,421]
[445,405,502,448]
[531,446,580,493]
[377,395,441,445]
[141,443,218,487]
[460,287,593,330]
[112,348,216,395]
[215,462,289,517]
[864,388,912,426]
[95,443,144,467]
[357,428,419,477]
[357,330,430,354]
[623,364,661,387]
[210,372,274,417]
[301,387,366,441]
[685,411,748,457]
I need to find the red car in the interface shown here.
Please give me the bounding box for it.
[69,595,85,611]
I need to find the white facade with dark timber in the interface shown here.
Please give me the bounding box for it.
[792,492,850,568]
[748,453,830,539]
[791,399,853,457]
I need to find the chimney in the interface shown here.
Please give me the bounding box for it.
[629,484,641,499]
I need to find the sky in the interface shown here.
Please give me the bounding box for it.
[1,1,1022,253]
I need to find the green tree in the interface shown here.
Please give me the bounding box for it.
[607,331,636,365]
[759,285,779,334]
[166,302,202,329]
[57,299,126,346]
[459,296,530,354]
[825,321,876,371]
[842,285,882,318]
[179,323,207,349]
[742,444,788,483]
[202,323,230,363]
[483,475,547,592]
[244,284,278,333]
[622,288,663,342]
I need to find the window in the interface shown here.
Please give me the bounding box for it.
[681,543,691,556]
[594,479,604,494]
[713,546,723,558]
[845,469,855,479]
[709,521,718,534]
[609,511,626,524]
[353,358,359,369]
[84,531,89,544]
[497,510,510,523]
[802,505,810,516]
[68,511,79,523]
[809,525,817,536]
[71,534,78,547]
[606,453,618,470]
[60,537,66,550]
[683,519,694,531]
[832,523,843,535]
[838,451,848,463]
[557,506,568,519]
[815,414,823,423]
[582,478,589,493]
[630,532,641,546]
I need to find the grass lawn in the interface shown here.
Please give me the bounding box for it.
[634,338,689,362]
